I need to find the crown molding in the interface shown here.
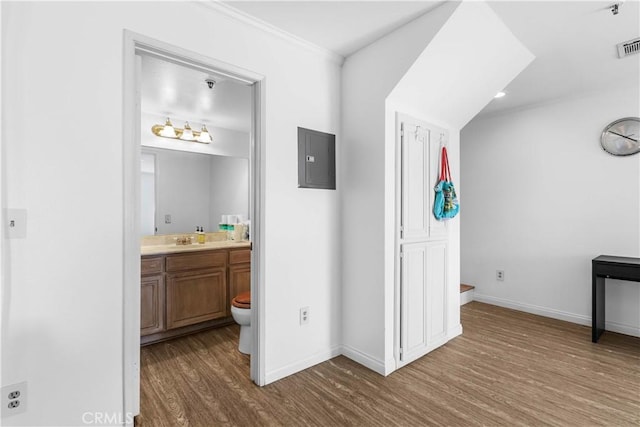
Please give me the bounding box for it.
[198,0,345,66]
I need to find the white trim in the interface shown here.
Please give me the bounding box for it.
[122,31,141,425]
[475,294,591,325]
[198,1,345,66]
[341,345,387,376]
[122,31,267,420]
[264,346,342,385]
[474,294,640,338]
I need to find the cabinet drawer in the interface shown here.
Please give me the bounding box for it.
[166,250,227,272]
[229,249,251,265]
[141,256,164,275]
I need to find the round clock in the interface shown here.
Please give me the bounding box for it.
[600,117,640,156]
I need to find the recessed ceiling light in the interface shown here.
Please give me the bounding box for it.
[494,91,506,99]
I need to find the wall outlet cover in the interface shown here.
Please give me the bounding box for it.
[1,381,27,417]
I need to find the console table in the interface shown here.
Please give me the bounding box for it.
[592,255,640,342]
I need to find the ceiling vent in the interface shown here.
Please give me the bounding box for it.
[617,37,640,58]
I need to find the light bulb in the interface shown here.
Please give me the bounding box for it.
[160,118,177,138]
[180,122,195,141]
[494,91,506,99]
[197,125,212,144]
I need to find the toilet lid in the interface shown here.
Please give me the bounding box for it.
[232,291,251,309]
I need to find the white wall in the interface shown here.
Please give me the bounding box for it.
[209,155,249,231]
[341,0,533,374]
[1,1,341,425]
[461,84,640,337]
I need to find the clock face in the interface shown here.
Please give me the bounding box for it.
[600,117,640,156]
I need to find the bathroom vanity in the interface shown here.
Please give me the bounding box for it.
[140,239,251,345]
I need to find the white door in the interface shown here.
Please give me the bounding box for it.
[398,114,449,365]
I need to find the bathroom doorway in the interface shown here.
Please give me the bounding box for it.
[122,32,265,419]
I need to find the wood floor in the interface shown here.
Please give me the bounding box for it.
[139,302,640,426]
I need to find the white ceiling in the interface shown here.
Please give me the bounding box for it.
[224,0,640,117]
[141,1,639,128]
[140,54,252,133]
[227,1,443,57]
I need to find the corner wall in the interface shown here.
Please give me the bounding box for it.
[461,84,640,337]
[341,0,533,374]
[1,1,341,425]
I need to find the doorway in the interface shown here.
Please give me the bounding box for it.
[123,31,265,419]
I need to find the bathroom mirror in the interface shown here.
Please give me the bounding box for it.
[140,147,249,236]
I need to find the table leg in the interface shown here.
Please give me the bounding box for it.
[592,274,605,343]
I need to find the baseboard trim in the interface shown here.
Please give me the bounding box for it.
[264,345,342,385]
[341,345,387,376]
[474,294,640,338]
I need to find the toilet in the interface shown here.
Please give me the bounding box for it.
[230,291,251,354]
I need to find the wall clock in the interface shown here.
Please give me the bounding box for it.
[600,117,640,156]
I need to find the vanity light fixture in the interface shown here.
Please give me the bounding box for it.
[197,125,213,143]
[159,118,177,138]
[151,117,212,144]
[181,122,195,141]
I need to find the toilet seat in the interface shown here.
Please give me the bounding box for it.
[231,291,251,309]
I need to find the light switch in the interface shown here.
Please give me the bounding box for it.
[4,208,27,239]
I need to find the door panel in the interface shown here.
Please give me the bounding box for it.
[427,241,447,344]
[400,242,428,361]
[401,125,430,241]
[166,268,227,329]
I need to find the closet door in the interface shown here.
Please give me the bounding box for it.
[397,113,450,367]
[400,242,429,362]
[426,240,447,346]
[400,124,430,241]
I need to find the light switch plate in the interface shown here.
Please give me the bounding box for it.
[4,209,27,239]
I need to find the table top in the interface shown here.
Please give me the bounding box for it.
[593,255,640,266]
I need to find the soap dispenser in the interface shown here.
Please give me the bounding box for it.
[198,226,206,244]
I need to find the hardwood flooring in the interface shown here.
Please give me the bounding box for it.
[139,302,640,426]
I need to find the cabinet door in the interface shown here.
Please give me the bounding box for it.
[141,274,165,336]
[229,263,251,302]
[166,268,227,329]
[426,240,447,345]
[400,241,448,363]
[401,124,430,241]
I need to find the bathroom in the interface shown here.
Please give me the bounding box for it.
[137,52,254,374]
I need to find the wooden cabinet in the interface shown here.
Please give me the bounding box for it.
[141,256,165,337]
[141,274,165,336]
[141,246,250,345]
[166,268,228,329]
[229,249,251,303]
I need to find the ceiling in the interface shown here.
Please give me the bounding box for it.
[225,0,640,117]
[141,1,639,128]
[140,54,252,133]
[227,1,443,57]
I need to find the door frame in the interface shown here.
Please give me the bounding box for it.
[122,30,266,420]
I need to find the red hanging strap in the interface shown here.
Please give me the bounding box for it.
[440,147,452,182]
[440,147,447,181]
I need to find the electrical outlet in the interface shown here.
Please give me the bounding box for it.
[165,214,172,224]
[300,307,309,325]
[496,270,505,281]
[2,381,27,417]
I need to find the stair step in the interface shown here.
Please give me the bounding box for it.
[460,284,475,293]
[460,284,475,306]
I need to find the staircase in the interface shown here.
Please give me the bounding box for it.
[460,283,475,306]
